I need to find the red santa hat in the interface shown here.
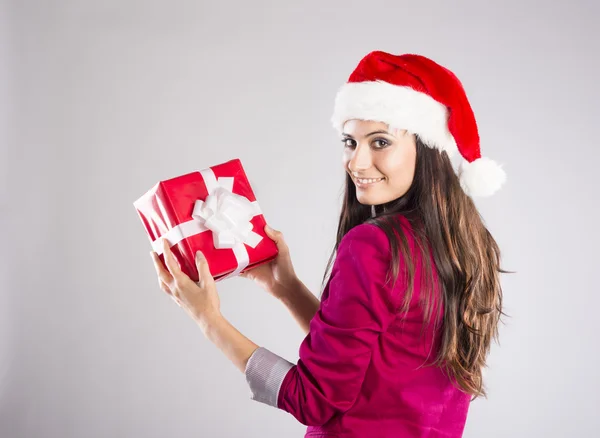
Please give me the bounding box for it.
[331,51,506,197]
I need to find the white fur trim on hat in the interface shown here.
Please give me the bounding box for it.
[458,157,507,197]
[331,80,458,157]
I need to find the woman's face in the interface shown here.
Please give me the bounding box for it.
[342,119,417,206]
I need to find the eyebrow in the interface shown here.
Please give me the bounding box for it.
[341,130,392,138]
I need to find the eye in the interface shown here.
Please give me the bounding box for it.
[342,138,354,146]
[373,138,390,148]
[341,137,390,149]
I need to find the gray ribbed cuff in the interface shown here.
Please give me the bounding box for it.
[245,347,294,408]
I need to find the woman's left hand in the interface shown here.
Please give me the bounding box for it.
[150,238,221,330]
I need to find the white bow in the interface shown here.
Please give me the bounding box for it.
[192,186,262,250]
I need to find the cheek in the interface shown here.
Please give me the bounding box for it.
[381,148,416,185]
[342,150,351,167]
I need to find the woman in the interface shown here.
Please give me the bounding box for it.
[151,51,507,437]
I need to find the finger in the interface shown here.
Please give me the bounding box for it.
[160,278,182,307]
[264,224,288,253]
[158,277,173,295]
[151,254,181,307]
[195,251,215,288]
[150,251,173,285]
[170,291,182,307]
[162,238,184,280]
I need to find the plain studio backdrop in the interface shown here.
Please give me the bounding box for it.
[1,0,599,437]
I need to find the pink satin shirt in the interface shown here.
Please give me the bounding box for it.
[245,216,471,437]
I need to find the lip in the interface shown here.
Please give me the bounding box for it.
[354,177,385,188]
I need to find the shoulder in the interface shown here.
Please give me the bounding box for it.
[333,224,388,274]
[329,218,414,309]
[341,222,389,250]
[340,214,415,255]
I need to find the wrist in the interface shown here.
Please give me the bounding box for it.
[196,310,224,335]
[272,277,301,301]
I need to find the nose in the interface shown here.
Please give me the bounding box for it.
[348,143,373,172]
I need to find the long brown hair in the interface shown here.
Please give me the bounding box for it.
[320,135,510,401]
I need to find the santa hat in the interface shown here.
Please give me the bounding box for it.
[331,51,506,197]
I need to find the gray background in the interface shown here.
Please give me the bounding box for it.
[2,0,599,437]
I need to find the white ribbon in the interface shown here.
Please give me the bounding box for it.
[152,168,263,281]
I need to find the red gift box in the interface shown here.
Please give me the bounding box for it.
[133,158,278,282]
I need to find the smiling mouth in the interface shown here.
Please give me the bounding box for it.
[355,177,385,186]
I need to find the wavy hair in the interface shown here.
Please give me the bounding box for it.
[320,135,511,400]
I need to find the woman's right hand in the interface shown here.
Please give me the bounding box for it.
[240,224,298,300]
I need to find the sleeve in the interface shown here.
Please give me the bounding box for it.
[244,223,403,426]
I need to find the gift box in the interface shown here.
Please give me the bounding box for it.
[133,158,278,282]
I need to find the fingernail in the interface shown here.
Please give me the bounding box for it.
[196,251,205,261]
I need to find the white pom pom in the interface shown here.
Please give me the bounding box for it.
[459,157,507,197]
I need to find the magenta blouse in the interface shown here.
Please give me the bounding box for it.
[245,216,471,437]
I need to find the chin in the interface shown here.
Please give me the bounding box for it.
[356,194,376,205]
[356,192,398,206]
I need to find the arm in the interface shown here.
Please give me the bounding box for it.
[274,278,320,336]
[198,276,319,373]
[201,313,260,374]
[245,224,403,426]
